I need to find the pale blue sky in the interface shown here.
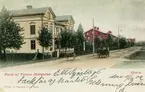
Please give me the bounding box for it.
[0,0,145,41]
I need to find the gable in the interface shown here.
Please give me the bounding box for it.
[44,9,54,20]
[68,17,75,25]
[70,16,75,24]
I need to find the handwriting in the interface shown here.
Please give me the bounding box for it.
[17,76,46,88]
[53,68,106,79]
[16,68,145,92]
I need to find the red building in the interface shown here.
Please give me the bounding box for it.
[84,27,117,42]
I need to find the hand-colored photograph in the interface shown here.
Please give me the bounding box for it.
[0,0,145,70]
[0,0,145,92]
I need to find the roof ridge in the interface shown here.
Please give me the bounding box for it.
[10,7,49,11]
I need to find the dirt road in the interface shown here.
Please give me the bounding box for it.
[0,47,142,71]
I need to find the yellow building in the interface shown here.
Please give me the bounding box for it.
[10,5,75,54]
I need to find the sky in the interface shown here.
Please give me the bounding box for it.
[0,0,145,41]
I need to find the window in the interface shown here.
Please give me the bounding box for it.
[56,27,59,35]
[30,25,35,35]
[45,25,48,28]
[31,40,36,50]
[48,26,53,31]
[44,22,48,28]
[87,32,89,35]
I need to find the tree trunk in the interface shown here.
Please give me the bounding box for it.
[42,47,44,60]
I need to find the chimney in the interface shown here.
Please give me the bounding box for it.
[26,5,33,9]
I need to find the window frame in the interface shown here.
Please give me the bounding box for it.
[30,24,36,35]
[31,40,36,50]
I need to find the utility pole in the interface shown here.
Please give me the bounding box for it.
[92,18,95,56]
[118,26,120,50]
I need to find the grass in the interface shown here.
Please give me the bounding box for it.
[127,51,145,60]
[113,46,145,68]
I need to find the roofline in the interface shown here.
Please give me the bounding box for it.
[55,15,75,23]
[55,22,65,26]
[84,28,107,34]
[55,20,68,22]
[10,7,56,18]
[48,7,56,18]
[84,28,118,37]
[70,15,75,23]
[11,13,44,17]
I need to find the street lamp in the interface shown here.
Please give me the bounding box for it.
[118,27,120,50]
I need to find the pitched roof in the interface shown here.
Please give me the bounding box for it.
[55,22,65,26]
[10,7,56,17]
[55,15,74,22]
[85,28,107,35]
[85,28,117,38]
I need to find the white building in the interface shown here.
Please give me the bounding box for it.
[9,5,75,54]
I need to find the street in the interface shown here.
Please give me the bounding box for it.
[0,47,142,71]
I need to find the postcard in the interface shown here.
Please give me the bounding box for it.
[0,0,145,92]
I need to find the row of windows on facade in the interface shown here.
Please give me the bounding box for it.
[30,25,61,35]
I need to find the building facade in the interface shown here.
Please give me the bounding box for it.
[84,27,135,48]
[9,5,75,53]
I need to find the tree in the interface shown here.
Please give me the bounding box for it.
[106,34,114,49]
[119,37,127,49]
[37,27,52,59]
[60,28,77,53]
[0,7,24,61]
[85,41,93,52]
[69,31,77,48]
[94,36,102,49]
[113,38,118,49]
[77,23,84,32]
[75,24,85,53]
[101,39,107,47]
[60,28,69,52]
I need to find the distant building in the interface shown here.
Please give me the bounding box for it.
[127,38,136,43]
[9,5,75,53]
[84,27,117,43]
